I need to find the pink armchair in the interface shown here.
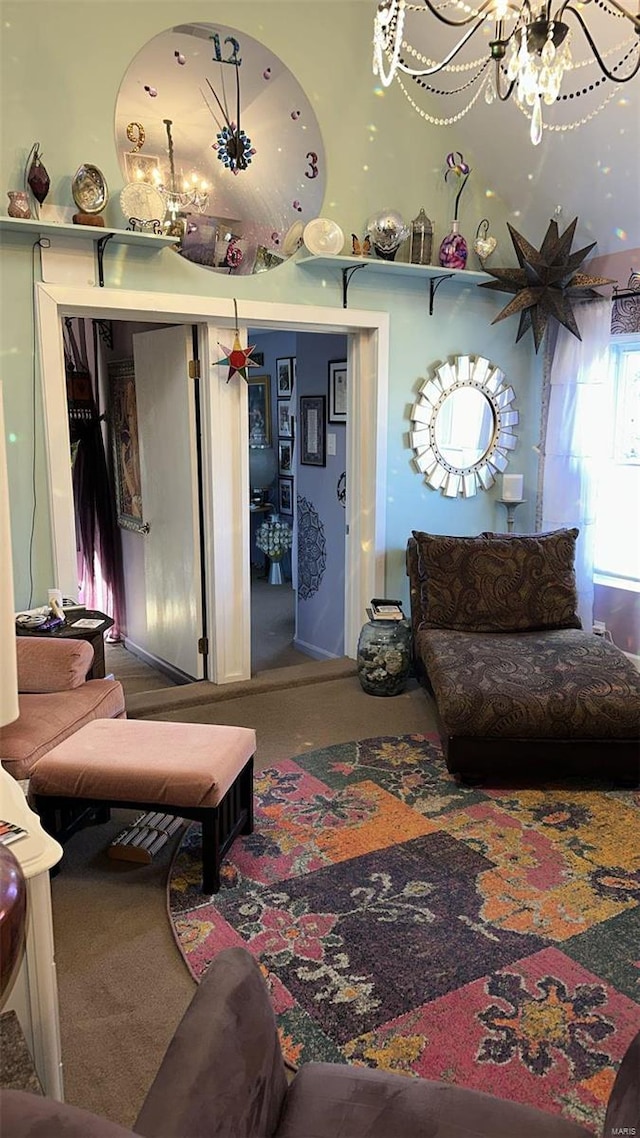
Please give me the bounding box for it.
[0,637,125,781]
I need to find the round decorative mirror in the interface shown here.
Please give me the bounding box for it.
[114,22,326,274]
[410,355,519,497]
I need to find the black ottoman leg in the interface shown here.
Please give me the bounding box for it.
[201,809,220,894]
[241,756,254,835]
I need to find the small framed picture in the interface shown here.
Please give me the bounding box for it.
[276,357,294,397]
[300,395,326,467]
[278,476,294,515]
[278,439,293,475]
[328,359,347,423]
[277,399,293,439]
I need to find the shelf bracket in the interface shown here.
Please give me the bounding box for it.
[428,273,454,316]
[95,232,116,288]
[342,263,367,308]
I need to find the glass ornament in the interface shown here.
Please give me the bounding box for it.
[366,208,409,261]
[25,143,50,213]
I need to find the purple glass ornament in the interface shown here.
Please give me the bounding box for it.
[26,144,50,205]
[438,220,468,270]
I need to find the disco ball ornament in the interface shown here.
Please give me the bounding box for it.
[366,209,410,261]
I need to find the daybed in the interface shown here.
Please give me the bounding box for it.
[407,528,640,784]
[0,636,126,782]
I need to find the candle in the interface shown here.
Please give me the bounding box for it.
[502,474,524,501]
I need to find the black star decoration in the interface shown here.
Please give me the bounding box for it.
[479,218,614,352]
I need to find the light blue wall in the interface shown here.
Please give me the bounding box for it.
[295,333,347,658]
[0,1,540,614]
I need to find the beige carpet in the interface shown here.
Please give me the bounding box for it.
[51,675,437,1129]
[105,574,309,699]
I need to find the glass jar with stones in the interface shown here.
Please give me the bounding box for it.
[356,618,412,696]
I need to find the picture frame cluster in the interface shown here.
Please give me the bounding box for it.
[277,357,295,515]
[275,355,347,509]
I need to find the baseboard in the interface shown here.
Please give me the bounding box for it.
[293,638,340,662]
[121,638,195,686]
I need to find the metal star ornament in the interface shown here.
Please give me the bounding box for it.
[479,219,614,352]
[214,332,259,382]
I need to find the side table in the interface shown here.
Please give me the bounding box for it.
[0,771,64,1099]
[16,608,114,679]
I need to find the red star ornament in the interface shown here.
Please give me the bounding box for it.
[214,333,259,382]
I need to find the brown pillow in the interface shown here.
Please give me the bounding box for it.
[411,529,581,632]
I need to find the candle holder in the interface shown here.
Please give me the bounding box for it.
[498,498,526,534]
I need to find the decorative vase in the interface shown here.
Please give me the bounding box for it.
[438,220,468,270]
[356,618,412,696]
[6,191,31,219]
[268,557,284,586]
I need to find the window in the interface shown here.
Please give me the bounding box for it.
[594,335,640,587]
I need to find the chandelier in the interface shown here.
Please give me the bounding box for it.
[159,119,210,220]
[373,0,640,144]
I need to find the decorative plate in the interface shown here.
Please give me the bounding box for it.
[303,218,345,256]
[119,182,166,225]
[71,164,108,214]
[282,220,304,257]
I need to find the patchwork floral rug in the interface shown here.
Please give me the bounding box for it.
[168,733,639,1133]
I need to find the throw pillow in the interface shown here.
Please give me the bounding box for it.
[411,528,581,632]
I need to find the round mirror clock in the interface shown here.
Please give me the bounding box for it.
[114,22,326,274]
[410,355,519,498]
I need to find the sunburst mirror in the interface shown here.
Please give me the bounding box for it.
[410,355,519,498]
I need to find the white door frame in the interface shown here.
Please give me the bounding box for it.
[35,282,389,683]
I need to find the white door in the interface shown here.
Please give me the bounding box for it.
[131,325,204,679]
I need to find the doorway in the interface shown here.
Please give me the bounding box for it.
[247,328,349,673]
[64,316,208,686]
[37,283,390,684]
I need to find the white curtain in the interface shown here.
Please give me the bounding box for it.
[539,298,611,630]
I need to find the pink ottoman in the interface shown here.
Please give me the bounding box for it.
[30,719,255,893]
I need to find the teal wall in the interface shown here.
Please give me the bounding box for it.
[0,1,540,613]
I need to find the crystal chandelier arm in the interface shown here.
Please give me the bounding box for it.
[562,4,640,79]
[559,0,640,33]
[493,60,517,100]
[418,0,521,29]
[397,19,492,75]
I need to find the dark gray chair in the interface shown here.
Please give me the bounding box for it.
[2,947,638,1137]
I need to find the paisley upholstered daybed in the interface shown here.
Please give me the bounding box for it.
[406,528,640,784]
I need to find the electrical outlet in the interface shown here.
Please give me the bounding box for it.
[592,621,606,636]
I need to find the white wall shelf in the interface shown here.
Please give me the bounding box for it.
[296,251,492,312]
[0,216,178,287]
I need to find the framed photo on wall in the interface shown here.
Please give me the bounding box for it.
[328,359,347,423]
[278,439,293,475]
[276,357,294,397]
[277,399,293,439]
[278,476,294,515]
[108,359,147,533]
[248,374,271,446]
[300,395,326,466]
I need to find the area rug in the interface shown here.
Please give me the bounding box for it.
[168,733,639,1134]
